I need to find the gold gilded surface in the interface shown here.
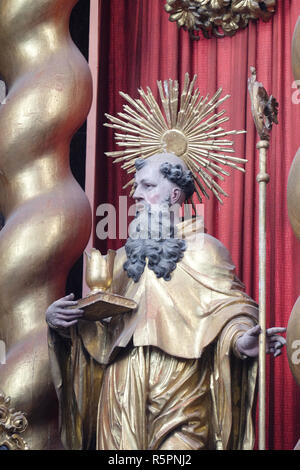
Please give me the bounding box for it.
[287,16,300,391]
[287,148,300,242]
[49,219,258,450]
[287,297,300,388]
[80,249,137,321]
[105,73,247,204]
[164,0,276,39]
[161,129,188,156]
[292,16,300,86]
[288,17,300,242]
[0,390,28,450]
[85,249,116,294]
[70,290,137,322]
[0,0,92,449]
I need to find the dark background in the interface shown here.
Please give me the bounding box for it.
[66,0,91,299]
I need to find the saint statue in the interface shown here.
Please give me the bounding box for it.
[46,76,285,450]
[46,152,285,450]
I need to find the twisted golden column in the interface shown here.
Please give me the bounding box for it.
[287,16,300,390]
[0,0,92,449]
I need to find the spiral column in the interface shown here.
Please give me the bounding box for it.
[287,16,300,389]
[0,0,92,449]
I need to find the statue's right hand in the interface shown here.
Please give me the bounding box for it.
[46,293,84,330]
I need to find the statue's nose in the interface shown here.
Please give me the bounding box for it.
[133,187,144,201]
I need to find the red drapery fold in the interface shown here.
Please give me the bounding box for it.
[86,0,300,450]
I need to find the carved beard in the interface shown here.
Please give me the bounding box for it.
[123,203,186,283]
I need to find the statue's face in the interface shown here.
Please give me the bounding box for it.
[133,161,179,209]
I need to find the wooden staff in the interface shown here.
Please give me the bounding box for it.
[248,67,278,450]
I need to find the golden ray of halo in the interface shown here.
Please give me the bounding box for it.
[104,73,247,204]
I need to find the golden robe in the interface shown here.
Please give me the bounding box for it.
[48,219,258,450]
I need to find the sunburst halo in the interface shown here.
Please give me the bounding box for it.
[104,73,246,204]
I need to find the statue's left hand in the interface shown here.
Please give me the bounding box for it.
[236,325,286,358]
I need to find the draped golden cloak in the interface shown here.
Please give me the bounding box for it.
[48,219,258,450]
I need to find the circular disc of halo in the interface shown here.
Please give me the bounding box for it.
[161,129,188,156]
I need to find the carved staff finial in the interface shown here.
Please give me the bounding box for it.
[248,66,278,141]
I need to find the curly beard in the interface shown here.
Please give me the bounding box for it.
[123,203,186,282]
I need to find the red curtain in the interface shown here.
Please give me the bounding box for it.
[87,0,300,450]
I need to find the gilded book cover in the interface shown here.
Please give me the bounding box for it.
[71,291,137,321]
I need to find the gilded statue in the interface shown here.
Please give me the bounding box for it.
[46,76,285,450]
[46,153,285,450]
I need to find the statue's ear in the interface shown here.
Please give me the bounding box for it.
[170,187,182,205]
